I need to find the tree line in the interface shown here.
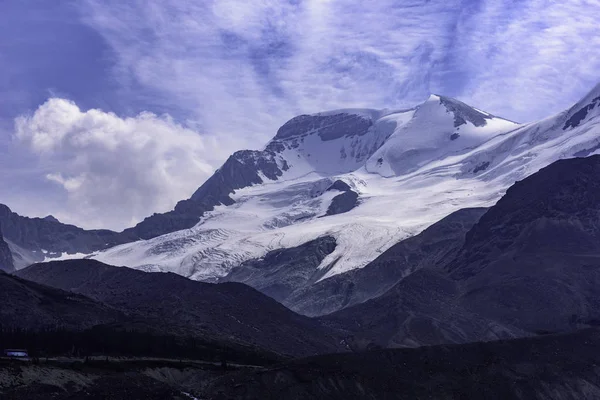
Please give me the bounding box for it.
[0,325,280,365]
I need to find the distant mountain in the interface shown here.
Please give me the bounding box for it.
[325,155,600,347]
[16,259,345,358]
[0,204,134,268]
[0,227,13,272]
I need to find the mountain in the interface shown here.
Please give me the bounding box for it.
[16,259,345,358]
[220,235,337,307]
[6,85,600,318]
[0,227,14,272]
[202,328,600,400]
[86,84,600,293]
[325,155,600,347]
[89,97,517,278]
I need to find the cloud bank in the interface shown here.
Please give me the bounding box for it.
[14,99,235,230]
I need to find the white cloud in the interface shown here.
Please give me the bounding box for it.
[14,98,238,230]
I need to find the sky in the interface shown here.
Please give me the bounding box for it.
[1,0,599,230]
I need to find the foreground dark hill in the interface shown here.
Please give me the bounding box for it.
[203,328,600,400]
[0,270,123,330]
[3,329,599,399]
[16,259,345,358]
[326,155,600,347]
[0,267,287,365]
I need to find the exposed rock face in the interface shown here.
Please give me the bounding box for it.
[274,113,373,141]
[203,328,600,400]
[438,95,496,127]
[325,191,359,216]
[17,259,345,358]
[0,204,132,260]
[0,227,14,272]
[0,204,136,268]
[564,96,600,129]
[42,215,60,223]
[325,156,600,347]
[190,150,287,203]
[324,180,359,217]
[221,236,337,304]
[123,150,290,240]
[326,180,351,192]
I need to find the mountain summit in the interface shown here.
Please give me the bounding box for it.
[5,88,600,291]
[82,88,600,284]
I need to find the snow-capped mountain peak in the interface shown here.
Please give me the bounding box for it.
[86,86,600,284]
[364,95,518,177]
[263,108,407,178]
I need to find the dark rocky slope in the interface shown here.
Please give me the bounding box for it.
[16,259,345,358]
[324,267,524,348]
[325,155,600,347]
[290,207,487,316]
[447,155,600,334]
[221,236,337,305]
[0,270,123,330]
[0,204,134,264]
[0,228,14,272]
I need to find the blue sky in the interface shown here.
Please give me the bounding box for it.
[1,0,600,230]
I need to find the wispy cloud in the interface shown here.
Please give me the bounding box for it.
[450,0,600,122]
[79,0,465,141]
[80,0,600,130]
